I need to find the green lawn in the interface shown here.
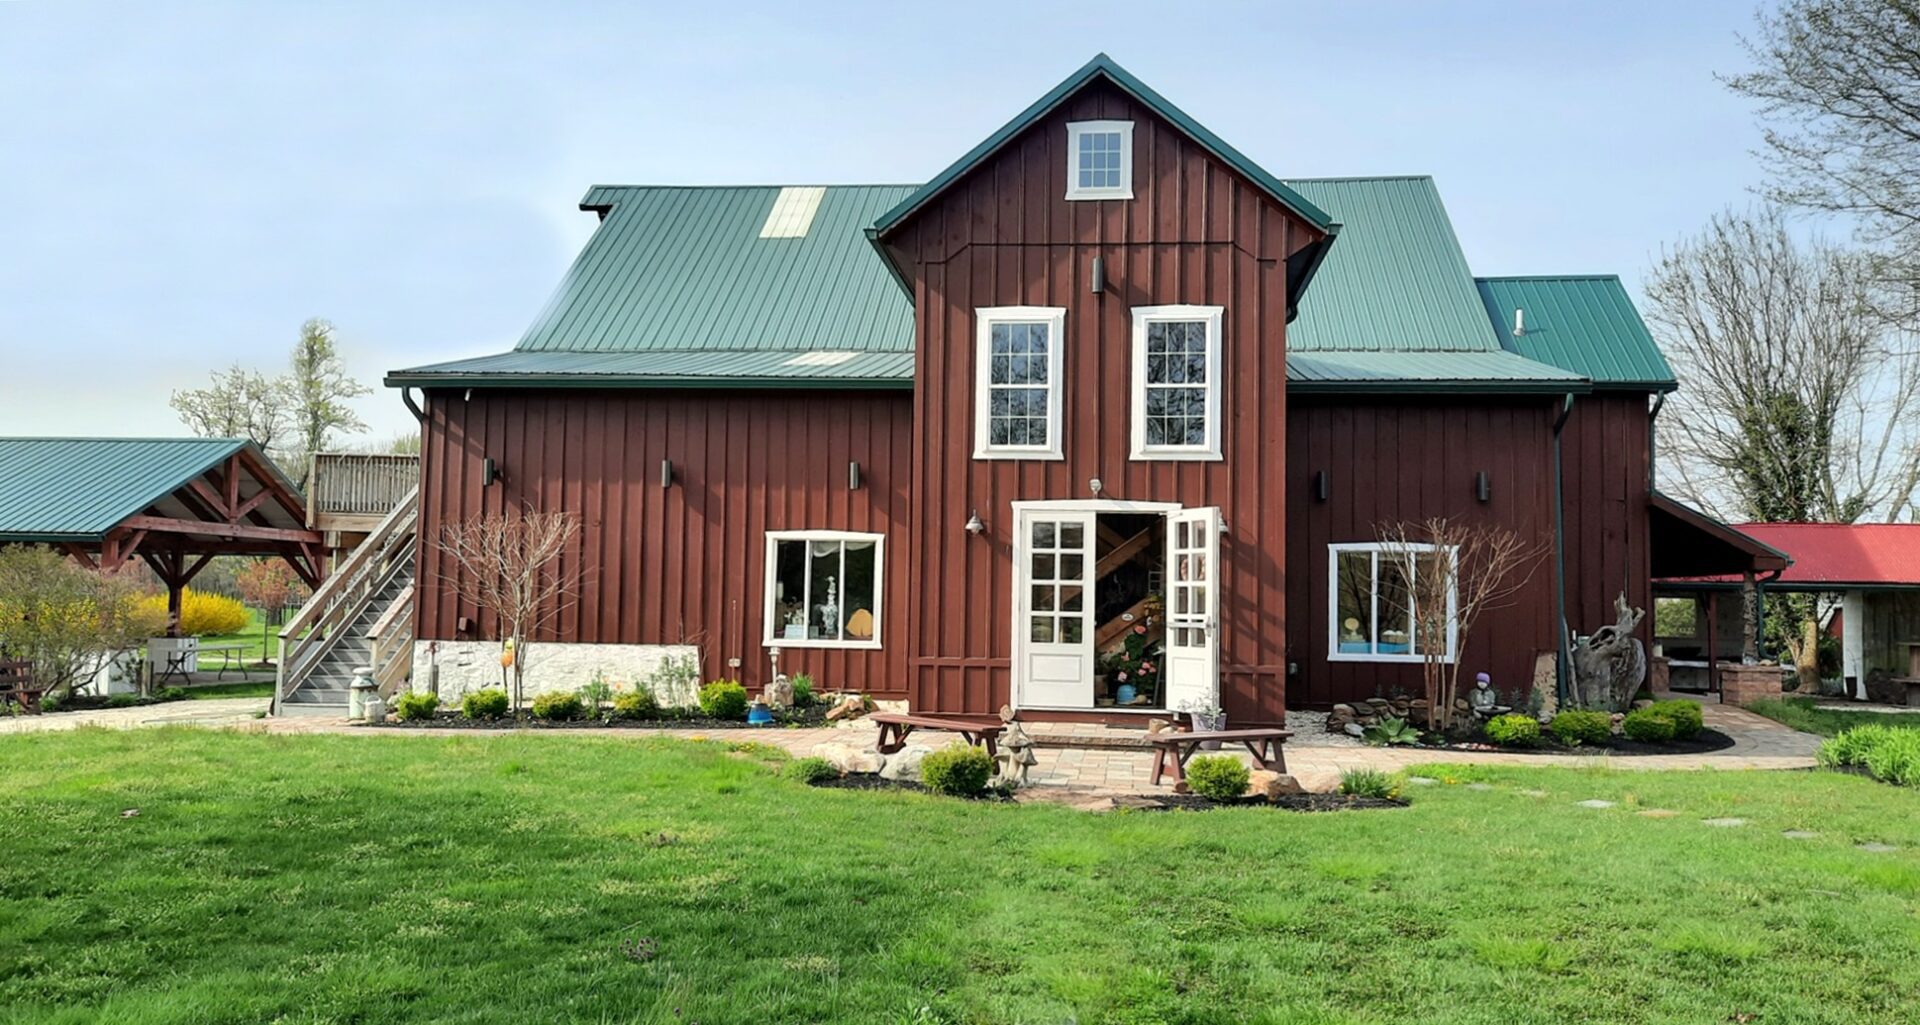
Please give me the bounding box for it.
[1745,696,1920,737]
[197,607,283,665]
[176,680,275,700]
[2,732,1918,1024]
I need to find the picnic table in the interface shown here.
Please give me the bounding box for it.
[872,712,1005,758]
[1148,727,1293,788]
[0,660,47,714]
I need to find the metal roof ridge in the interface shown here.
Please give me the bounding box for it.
[1282,174,1435,183]
[1476,273,1624,282]
[0,435,249,444]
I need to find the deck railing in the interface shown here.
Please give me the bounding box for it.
[307,453,419,524]
[275,486,418,712]
[366,583,416,697]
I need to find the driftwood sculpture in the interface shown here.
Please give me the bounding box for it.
[1570,594,1647,712]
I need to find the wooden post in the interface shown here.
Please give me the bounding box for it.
[1705,591,1720,695]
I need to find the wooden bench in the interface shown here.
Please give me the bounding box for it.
[1148,728,1293,787]
[0,660,47,714]
[872,713,1005,758]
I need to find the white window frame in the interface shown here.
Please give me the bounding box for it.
[1065,120,1134,200]
[1326,542,1459,664]
[974,306,1067,460]
[1130,305,1224,461]
[762,530,885,650]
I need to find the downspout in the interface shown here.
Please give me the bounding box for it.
[1553,393,1577,705]
[400,387,426,422]
[1646,391,1668,488]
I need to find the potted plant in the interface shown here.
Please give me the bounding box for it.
[1105,624,1161,705]
[1181,699,1228,748]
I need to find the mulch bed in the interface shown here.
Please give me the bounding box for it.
[808,773,1405,811]
[807,774,1016,801]
[364,707,833,730]
[1327,727,1737,757]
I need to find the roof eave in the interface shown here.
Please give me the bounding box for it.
[384,372,914,391]
[1286,378,1593,396]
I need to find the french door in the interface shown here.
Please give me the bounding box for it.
[1016,509,1095,708]
[1162,506,1221,711]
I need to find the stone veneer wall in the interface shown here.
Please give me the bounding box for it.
[410,641,703,706]
[1719,663,1787,708]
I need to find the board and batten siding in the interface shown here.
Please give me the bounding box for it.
[879,77,1325,725]
[1559,393,1655,655]
[1284,397,1560,709]
[414,388,912,697]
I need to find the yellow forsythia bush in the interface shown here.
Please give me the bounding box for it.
[136,588,251,636]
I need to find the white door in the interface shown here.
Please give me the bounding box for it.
[1162,506,1220,712]
[1018,510,1095,708]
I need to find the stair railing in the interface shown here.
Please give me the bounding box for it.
[275,487,419,714]
[366,583,416,698]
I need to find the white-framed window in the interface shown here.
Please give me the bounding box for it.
[974,306,1066,460]
[764,531,884,649]
[1065,120,1133,200]
[1327,542,1458,663]
[1130,305,1223,460]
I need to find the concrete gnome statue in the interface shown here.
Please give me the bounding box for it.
[994,705,1038,787]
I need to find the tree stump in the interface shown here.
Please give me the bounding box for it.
[1571,594,1647,712]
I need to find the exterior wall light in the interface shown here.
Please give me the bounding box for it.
[965,510,986,535]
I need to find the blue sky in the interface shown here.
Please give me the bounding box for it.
[0,0,1769,444]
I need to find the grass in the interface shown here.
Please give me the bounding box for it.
[197,607,283,665]
[1745,696,1920,737]
[176,680,275,700]
[2,732,1919,1024]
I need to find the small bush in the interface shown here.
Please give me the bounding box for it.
[105,693,142,708]
[393,691,440,722]
[784,756,838,783]
[1550,710,1613,746]
[1648,699,1704,740]
[1622,707,1677,743]
[579,672,614,713]
[612,687,659,720]
[1820,725,1920,786]
[698,680,749,720]
[919,744,994,796]
[790,673,815,708]
[531,690,584,721]
[1185,755,1251,802]
[155,687,188,701]
[1485,713,1542,747]
[1340,768,1402,800]
[136,589,251,637]
[461,688,510,720]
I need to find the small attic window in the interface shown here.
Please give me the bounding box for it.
[1066,121,1133,200]
[784,351,860,367]
[760,186,826,238]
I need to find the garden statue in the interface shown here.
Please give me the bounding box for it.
[994,705,1038,787]
[1468,672,1509,718]
[1570,594,1647,712]
[761,673,793,710]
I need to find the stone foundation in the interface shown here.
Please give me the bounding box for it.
[1720,663,1786,708]
[410,641,703,705]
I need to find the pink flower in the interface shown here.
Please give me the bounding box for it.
[1141,662,1156,673]
[1133,624,1147,635]
[1116,671,1129,682]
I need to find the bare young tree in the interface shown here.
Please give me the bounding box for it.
[169,364,288,453]
[233,558,303,666]
[432,508,582,712]
[1375,518,1548,732]
[0,546,160,700]
[285,318,370,491]
[1645,208,1920,523]
[1725,0,1920,325]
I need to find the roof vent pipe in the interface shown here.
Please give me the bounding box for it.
[1512,308,1526,337]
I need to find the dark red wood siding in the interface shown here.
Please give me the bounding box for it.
[414,388,912,697]
[1561,392,1654,653]
[880,78,1323,725]
[1284,396,1560,708]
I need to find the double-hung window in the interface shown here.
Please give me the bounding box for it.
[975,306,1066,459]
[1328,542,1458,663]
[1131,305,1223,460]
[1066,120,1133,200]
[764,531,883,649]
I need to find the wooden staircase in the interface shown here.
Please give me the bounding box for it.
[274,488,418,716]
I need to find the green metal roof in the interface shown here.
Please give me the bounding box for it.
[870,53,1335,237]
[0,437,254,541]
[1476,276,1677,390]
[387,349,914,389]
[1287,351,1587,393]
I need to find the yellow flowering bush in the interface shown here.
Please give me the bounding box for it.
[137,589,251,636]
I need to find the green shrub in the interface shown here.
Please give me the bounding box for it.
[698,680,749,720]
[1821,725,1920,786]
[578,671,614,713]
[105,693,141,708]
[531,690,584,721]
[919,744,994,796]
[393,691,440,722]
[461,688,511,720]
[1340,768,1402,800]
[1485,713,1542,747]
[612,686,658,720]
[790,673,815,708]
[1648,699,1704,740]
[1550,710,1613,746]
[155,687,188,701]
[784,756,838,783]
[1622,708,1676,743]
[1185,755,1251,802]
[1363,716,1422,746]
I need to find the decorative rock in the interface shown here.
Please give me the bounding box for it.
[1576,799,1617,809]
[1637,809,1679,818]
[825,696,867,722]
[1331,703,1355,717]
[1406,776,1440,786]
[809,740,883,774]
[761,675,793,710]
[1465,783,1494,792]
[1701,817,1747,828]
[1248,769,1307,800]
[1146,718,1176,735]
[1519,789,1549,798]
[1858,842,1899,853]
[1610,712,1626,724]
[879,744,933,782]
[1781,830,1819,840]
[1343,723,1366,737]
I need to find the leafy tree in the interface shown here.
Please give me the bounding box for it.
[0,546,161,700]
[284,318,370,491]
[169,365,288,452]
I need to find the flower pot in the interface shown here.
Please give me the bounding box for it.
[1115,683,1137,704]
[1191,710,1226,748]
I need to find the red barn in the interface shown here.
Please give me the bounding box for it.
[366,55,1765,725]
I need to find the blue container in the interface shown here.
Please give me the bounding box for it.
[746,702,774,726]
[1115,683,1137,704]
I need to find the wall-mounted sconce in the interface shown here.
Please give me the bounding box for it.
[1090,255,1106,294]
[1218,517,1230,536]
[481,457,500,487]
[660,459,674,488]
[849,461,862,490]
[965,509,986,536]
[1475,470,1491,503]
[1313,470,1329,502]
[1089,477,1103,495]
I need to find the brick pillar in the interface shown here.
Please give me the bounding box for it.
[1720,663,1785,708]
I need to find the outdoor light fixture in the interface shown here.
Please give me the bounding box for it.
[481,457,500,487]
[1090,255,1106,294]
[1089,477,1103,495]
[965,510,986,536]
[849,461,862,490]
[1475,471,1491,503]
[1219,517,1230,536]
[1313,470,1329,502]
[660,459,673,488]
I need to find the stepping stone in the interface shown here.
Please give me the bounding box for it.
[1576,799,1616,809]
[1781,830,1819,840]
[1519,789,1548,798]
[1637,809,1679,819]
[1406,776,1439,786]
[1858,842,1899,853]
[1701,818,1747,828]
[1466,783,1495,791]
